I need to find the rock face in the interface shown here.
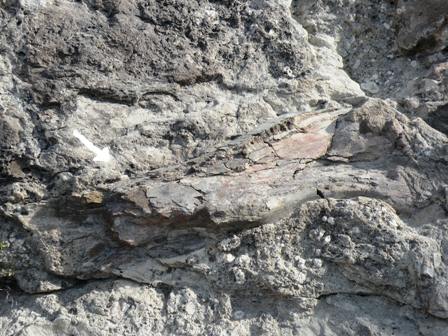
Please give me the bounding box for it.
[1,0,448,334]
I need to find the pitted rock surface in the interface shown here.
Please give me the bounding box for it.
[1,0,448,335]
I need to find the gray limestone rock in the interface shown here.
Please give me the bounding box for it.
[1,0,448,335]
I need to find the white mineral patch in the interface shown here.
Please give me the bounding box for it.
[223,254,235,263]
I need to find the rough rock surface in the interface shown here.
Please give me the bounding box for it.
[1,0,448,334]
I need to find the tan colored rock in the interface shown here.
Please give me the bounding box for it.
[272,132,331,160]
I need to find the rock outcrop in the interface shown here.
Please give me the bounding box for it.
[1,0,448,335]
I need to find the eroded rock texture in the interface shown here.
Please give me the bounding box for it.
[1,0,448,334]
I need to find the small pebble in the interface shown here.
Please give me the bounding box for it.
[296,271,307,284]
[236,254,251,267]
[313,258,323,268]
[327,217,335,225]
[233,269,246,284]
[403,96,420,109]
[223,253,235,263]
[322,235,331,245]
[361,81,380,94]
[283,66,294,78]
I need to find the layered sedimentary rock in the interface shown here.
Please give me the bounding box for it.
[1,0,448,335]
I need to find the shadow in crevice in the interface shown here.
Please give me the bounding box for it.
[425,104,448,136]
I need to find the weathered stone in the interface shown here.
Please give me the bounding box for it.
[2,0,448,334]
[272,132,331,160]
[395,0,448,53]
